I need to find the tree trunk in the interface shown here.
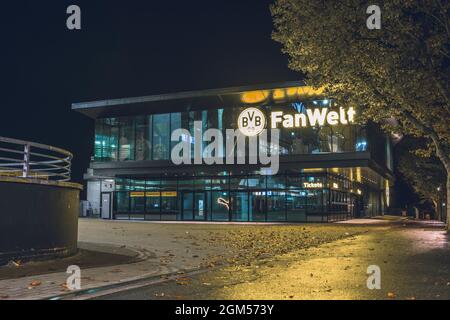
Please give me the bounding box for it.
[432,199,440,222]
[447,174,450,231]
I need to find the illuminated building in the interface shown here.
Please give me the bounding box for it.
[73,82,393,222]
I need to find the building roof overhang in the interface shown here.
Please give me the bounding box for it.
[71,81,328,119]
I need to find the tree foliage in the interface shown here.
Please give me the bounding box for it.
[272,0,449,226]
[396,137,445,219]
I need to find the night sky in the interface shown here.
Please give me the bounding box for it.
[1,0,298,184]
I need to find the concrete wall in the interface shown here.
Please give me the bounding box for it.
[0,178,82,265]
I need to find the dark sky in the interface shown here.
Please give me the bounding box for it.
[1,0,299,184]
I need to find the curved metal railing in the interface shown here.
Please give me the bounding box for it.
[0,136,72,181]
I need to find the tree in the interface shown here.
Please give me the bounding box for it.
[272,0,449,229]
[396,137,446,220]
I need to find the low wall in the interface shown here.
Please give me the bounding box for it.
[0,177,82,265]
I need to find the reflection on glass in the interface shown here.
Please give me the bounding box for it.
[231,192,248,221]
[267,191,286,221]
[110,174,376,221]
[211,191,229,221]
[286,190,306,221]
[249,191,266,221]
[153,113,170,160]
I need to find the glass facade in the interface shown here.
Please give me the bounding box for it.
[86,87,392,222]
[94,100,372,163]
[112,172,375,222]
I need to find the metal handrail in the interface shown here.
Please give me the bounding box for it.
[0,136,73,181]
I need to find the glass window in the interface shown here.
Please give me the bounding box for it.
[170,112,181,154]
[211,191,229,221]
[146,193,161,212]
[94,118,118,161]
[181,191,193,220]
[146,179,160,191]
[135,116,151,160]
[130,193,145,213]
[118,118,135,161]
[94,100,371,163]
[247,175,266,190]
[287,174,303,190]
[211,176,228,191]
[161,178,177,190]
[306,190,324,214]
[178,179,194,191]
[131,179,147,191]
[161,196,179,213]
[115,178,131,191]
[249,191,266,221]
[193,177,210,190]
[152,113,170,160]
[267,191,286,221]
[267,175,285,189]
[230,176,247,190]
[115,192,129,213]
[286,190,306,221]
[230,192,248,221]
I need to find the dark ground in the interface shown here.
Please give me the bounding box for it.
[0,243,138,280]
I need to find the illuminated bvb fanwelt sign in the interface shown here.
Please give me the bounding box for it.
[238,107,356,136]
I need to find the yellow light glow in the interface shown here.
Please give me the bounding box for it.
[302,168,324,173]
[356,167,362,182]
[332,183,339,189]
[357,189,362,195]
[130,192,145,197]
[273,89,286,100]
[241,90,269,104]
[162,191,177,197]
[286,87,297,97]
[385,180,390,206]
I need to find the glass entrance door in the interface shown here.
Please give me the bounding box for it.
[181,191,207,220]
[182,191,193,220]
[194,192,207,220]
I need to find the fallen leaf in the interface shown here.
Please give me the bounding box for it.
[387,292,396,299]
[11,260,21,267]
[176,277,192,286]
[30,280,41,287]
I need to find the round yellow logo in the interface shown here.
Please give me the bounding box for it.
[237,107,266,136]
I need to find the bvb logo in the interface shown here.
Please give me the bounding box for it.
[238,107,266,136]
